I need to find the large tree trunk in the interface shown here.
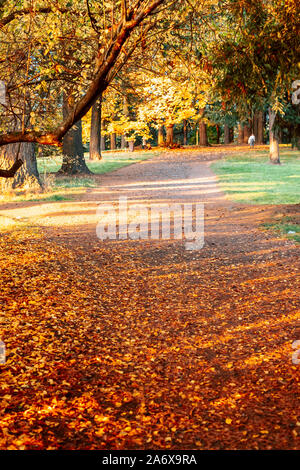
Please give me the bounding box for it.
[158,126,164,146]
[58,93,91,175]
[89,95,102,161]
[0,142,42,191]
[224,124,230,144]
[269,108,280,164]
[166,124,174,146]
[199,121,208,146]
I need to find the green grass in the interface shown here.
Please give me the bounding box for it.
[38,150,158,185]
[263,220,300,243]
[0,150,158,203]
[211,148,300,205]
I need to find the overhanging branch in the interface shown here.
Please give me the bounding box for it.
[0,0,166,148]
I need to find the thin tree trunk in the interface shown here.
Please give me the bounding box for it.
[0,142,42,191]
[229,127,234,143]
[183,119,187,146]
[216,125,220,144]
[58,93,91,175]
[89,95,102,160]
[121,95,129,149]
[269,108,280,164]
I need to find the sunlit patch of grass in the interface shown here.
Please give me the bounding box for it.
[211,148,300,205]
[37,150,158,179]
[0,187,86,203]
[0,150,158,203]
[262,218,300,243]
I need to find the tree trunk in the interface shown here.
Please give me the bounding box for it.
[229,127,234,143]
[121,95,129,149]
[269,108,280,164]
[257,111,264,144]
[253,113,258,142]
[166,124,174,146]
[224,124,230,144]
[0,142,42,191]
[89,95,102,160]
[243,124,251,144]
[238,123,244,144]
[253,111,264,144]
[110,133,116,150]
[158,126,164,146]
[216,125,220,144]
[58,93,91,175]
[199,121,208,146]
[183,119,187,146]
[101,133,105,151]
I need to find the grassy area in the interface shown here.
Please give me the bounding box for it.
[211,147,300,205]
[263,218,300,243]
[38,150,158,178]
[0,150,157,203]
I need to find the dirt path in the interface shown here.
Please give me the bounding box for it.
[0,150,299,450]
